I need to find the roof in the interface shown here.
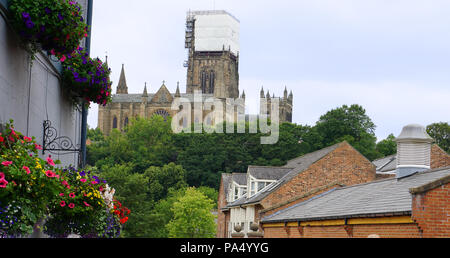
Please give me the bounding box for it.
[262,167,450,223]
[227,143,343,208]
[232,173,247,186]
[372,155,397,173]
[396,124,433,142]
[248,166,293,181]
[221,174,233,199]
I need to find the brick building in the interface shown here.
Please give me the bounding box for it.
[260,124,450,238]
[217,141,377,238]
[217,124,450,238]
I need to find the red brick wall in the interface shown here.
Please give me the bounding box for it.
[216,176,229,238]
[261,142,376,209]
[431,145,450,169]
[411,181,450,238]
[263,223,422,238]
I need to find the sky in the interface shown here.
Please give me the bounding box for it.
[88,0,450,141]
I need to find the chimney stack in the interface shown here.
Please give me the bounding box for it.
[395,124,433,179]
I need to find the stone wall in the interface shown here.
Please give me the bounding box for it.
[0,1,90,167]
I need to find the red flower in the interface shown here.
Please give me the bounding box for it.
[120,217,128,224]
[60,201,66,207]
[45,170,56,178]
[22,166,31,175]
[47,157,55,166]
[23,136,32,142]
[1,161,12,167]
[68,203,75,209]
[69,193,75,198]
[0,135,4,143]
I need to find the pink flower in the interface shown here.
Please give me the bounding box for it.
[60,55,66,62]
[59,193,64,197]
[35,144,42,150]
[60,201,66,207]
[50,49,56,55]
[83,201,91,207]
[91,181,98,185]
[80,178,87,183]
[1,161,12,167]
[69,193,75,198]
[22,166,31,175]
[68,203,75,209]
[45,170,56,178]
[0,178,8,188]
[0,172,4,179]
[23,136,32,142]
[47,157,55,166]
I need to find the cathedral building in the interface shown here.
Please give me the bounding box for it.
[98,10,293,135]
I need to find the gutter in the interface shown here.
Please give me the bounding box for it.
[261,211,412,225]
[80,0,93,168]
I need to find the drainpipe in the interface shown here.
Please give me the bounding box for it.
[80,0,93,168]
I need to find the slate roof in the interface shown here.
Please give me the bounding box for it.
[221,174,233,199]
[232,173,247,186]
[248,166,293,181]
[227,143,344,208]
[262,167,450,223]
[372,155,397,173]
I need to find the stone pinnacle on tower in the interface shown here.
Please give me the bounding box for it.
[260,87,265,98]
[175,82,181,98]
[142,82,148,97]
[116,64,128,94]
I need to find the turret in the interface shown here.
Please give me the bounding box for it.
[395,124,434,179]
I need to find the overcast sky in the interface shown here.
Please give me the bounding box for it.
[88,0,450,141]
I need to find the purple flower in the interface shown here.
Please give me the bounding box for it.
[25,20,35,29]
[45,7,52,14]
[58,13,64,21]
[73,72,79,78]
[22,12,30,20]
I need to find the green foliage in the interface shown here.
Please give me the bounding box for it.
[427,122,450,153]
[87,127,105,142]
[62,48,112,106]
[0,121,65,236]
[8,0,88,59]
[376,134,397,157]
[166,187,216,238]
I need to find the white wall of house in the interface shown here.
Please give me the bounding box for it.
[0,0,89,168]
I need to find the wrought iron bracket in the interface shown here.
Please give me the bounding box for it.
[42,120,81,155]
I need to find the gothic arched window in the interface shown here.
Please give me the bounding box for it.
[124,117,129,127]
[201,71,208,93]
[209,70,215,94]
[152,109,170,122]
[112,117,118,129]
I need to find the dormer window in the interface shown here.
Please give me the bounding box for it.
[248,175,276,198]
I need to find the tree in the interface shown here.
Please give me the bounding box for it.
[314,104,381,160]
[166,187,216,238]
[427,122,450,153]
[376,134,397,157]
[145,163,188,201]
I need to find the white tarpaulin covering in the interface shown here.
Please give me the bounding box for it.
[192,11,240,55]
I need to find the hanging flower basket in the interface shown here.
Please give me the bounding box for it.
[62,48,112,106]
[0,120,65,237]
[44,167,127,238]
[8,0,89,60]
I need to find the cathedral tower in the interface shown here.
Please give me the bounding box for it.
[184,11,240,99]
